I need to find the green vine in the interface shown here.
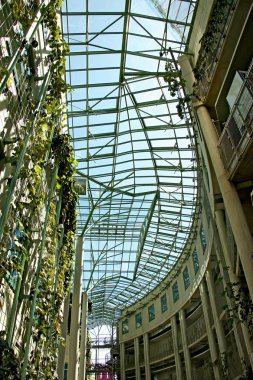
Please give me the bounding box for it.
[193,0,234,95]
[223,282,253,340]
[0,0,77,378]
[86,329,92,373]
[164,61,191,119]
[12,0,38,28]
[0,331,20,380]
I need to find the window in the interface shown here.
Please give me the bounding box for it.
[64,363,68,380]
[200,227,206,252]
[183,266,190,290]
[192,249,199,274]
[148,304,155,321]
[135,312,142,328]
[172,282,179,303]
[161,294,168,313]
[122,319,129,334]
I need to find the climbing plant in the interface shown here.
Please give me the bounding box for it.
[223,282,253,340]
[86,329,92,374]
[193,0,235,95]
[0,0,77,378]
[164,60,191,119]
[0,331,20,380]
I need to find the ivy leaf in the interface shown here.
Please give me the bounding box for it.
[42,123,49,131]
[34,164,42,176]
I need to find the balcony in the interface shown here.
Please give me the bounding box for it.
[193,0,253,110]
[218,60,253,181]
[193,0,238,101]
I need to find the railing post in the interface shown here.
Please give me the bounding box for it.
[200,281,221,379]
[68,236,84,380]
[143,332,151,380]
[179,309,192,380]
[120,342,126,380]
[79,292,88,380]
[134,337,141,380]
[57,292,70,380]
[171,314,182,380]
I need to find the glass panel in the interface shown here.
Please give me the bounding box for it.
[172,282,179,303]
[148,304,155,321]
[135,312,142,328]
[160,293,168,313]
[62,0,199,325]
[192,249,199,274]
[183,266,190,290]
[200,227,207,253]
[122,319,129,334]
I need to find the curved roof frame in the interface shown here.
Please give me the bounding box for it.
[61,0,198,325]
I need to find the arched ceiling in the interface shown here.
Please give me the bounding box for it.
[61,0,198,326]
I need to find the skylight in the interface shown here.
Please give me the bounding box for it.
[61,0,198,325]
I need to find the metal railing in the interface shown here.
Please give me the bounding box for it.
[218,60,253,176]
[149,330,174,363]
[192,364,214,380]
[187,313,206,345]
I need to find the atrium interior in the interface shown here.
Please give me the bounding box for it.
[0,0,253,379]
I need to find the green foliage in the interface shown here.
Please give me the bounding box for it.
[0,331,20,380]
[0,0,77,378]
[12,0,38,28]
[224,282,253,339]
[193,0,234,95]
[164,61,191,119]
[86,330,92,372]
[0,67,9,81]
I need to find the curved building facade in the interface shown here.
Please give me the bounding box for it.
[0,0,253,379]
[118,1,253,379]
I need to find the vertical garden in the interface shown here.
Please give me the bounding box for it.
[0,0,77,378]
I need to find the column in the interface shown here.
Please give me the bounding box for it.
[68,236,84,380]
[57,293,70,380]
[79,292,88,380]
[179,55,253,301]
[143,333,151,380]
[215,209,253,368]
[120,342,126,380]
[200,281,221,380]
[171,315,182,380]
[179,309,192,380]
[205,271,226,355]
[134,337,141,380]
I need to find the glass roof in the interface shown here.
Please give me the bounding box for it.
[61,0,198,325]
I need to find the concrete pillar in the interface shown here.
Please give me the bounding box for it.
[57,292,70,380]
[68,236,84,380]
[143,333,151,380]
[215,209,253,368]
[200,281,221,379]
[120,342,126,380]
[79,292,88,380]
[134,337,141,380]
[171,315,182,380]
[179,55,253,301]
[179,309,192,380]
[205,271,226,355]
